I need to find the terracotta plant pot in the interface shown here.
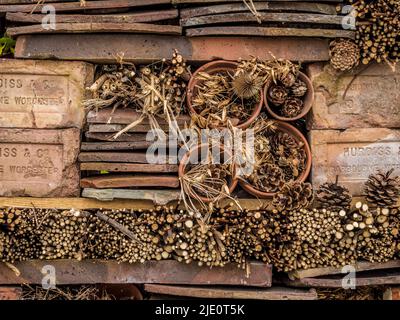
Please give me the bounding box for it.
[178,143,238,203]
[186,60,263,129]
[239,121,312,198]
[264,71,314,121]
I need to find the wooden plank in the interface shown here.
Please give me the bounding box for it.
[78,152,149,163]
[81,141,152,151]
[182,12,343,27]
[144,284,317,300]
[85,132,148,142]
[7,23,182,37]
[0,0,171,13]
[0,197,159,210]
[289,260,400,280]
[180,2,338,18]
[81,162,178,173]
[0,196,268,210]
[0,260,272,287]
[0,287,22,300]
[80,175,180,188]
[186,26,355,39]
[15,34,330,63]
[87,109,190,125]
[286,271,400,288]
[82,188,181,205]
[6,10,179,24]
[88,124,170,133]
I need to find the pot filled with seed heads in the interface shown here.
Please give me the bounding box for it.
[187,60,264,129]
[178,143,238,216]
[238,119,312,198]
[263,60,314,121]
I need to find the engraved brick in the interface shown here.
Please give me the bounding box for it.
[310,128,400,195]
[0,59,94,129]
[307,63,400,129]
[0,128,80,197]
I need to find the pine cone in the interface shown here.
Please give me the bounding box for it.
[278,72,297,88]
[272,181,314,212]
[281,97,303,118]
[316,182,352,211]
[270,131,301,157]
[268,85,288,106]
[249,163,284,193]
[329,38,360,72]
[290,79,307,97]
[364,169,400,208]
[232,72,262,99]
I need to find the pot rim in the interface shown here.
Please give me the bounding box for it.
[264,71,314,121]
[187,60,263,129]
[239,120,312,198]
[178,143,239,203]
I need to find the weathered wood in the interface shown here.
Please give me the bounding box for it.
[6,10,178,24]
[82,188,181,205]
[0,0,171,12]
[81,162,178,173]
[180,2,338,18]
[0,196,268,210]
[0,287,22,300]
[144,284,317,300]
[81,141,152,151]
[80,175,180,188]
[186,26,355,38]
[85,132,148,142]
[78,152,149,163]
[88,124,170,133]
[286,270,400,288]
[87,108,190,125]
[15,34,330,63]
[7,23,182,37]
[289,260,400,280]
[182,12,343,27]
[0,260,272,287]
[0,197,158,210]
[1,0,99,3]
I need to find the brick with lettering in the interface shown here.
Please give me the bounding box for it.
[0,128,80,197]
[0,59,94,129]
[310,128,400,195]
[307,63,400,129]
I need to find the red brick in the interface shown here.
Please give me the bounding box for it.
[310,128,400,195]
[0,59,94,129]
[0,128,80,197]
[384,287,400,300]
[307,63,400,129]
[0,287,22,300]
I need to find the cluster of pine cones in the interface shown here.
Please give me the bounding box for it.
[267,71,308,118]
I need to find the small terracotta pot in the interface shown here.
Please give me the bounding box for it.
[178,143,238,203]
[187,60,263,129]
[239,121,312,198]
[264,71,314,121]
